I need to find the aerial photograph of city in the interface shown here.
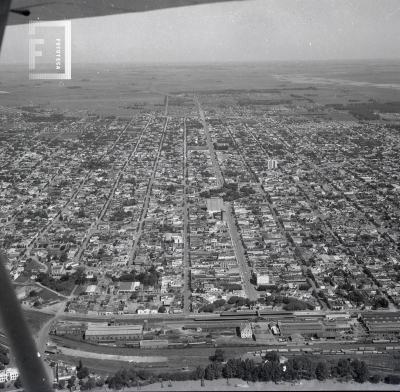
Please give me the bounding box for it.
[0,0,400,391]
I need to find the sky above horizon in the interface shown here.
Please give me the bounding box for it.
[1,0,400,65]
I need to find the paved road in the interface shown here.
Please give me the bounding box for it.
[129,117,169,265]
[164,94,169,117]
[35,285,78,354]
[33,283,79,385]
[224,202,258,302]
[182,118,191,314]
[33,285,80,385]
[196,99,258,301]
[195,96,224,187]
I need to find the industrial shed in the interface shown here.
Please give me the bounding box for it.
[316,331,340,339]
[323,320,351,332]
[278,321,324,337]
[361,312,400,335]
[52,323,87,336]
[139,340,169,348]
[85,324,143,340]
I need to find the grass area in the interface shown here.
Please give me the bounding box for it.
[29,259,46,269]
[23,309,53,334]
[14,274,31,283]
[56,283,76,296]
[47,354,170,378]
[37,280,75,297]
[36,286,65,302]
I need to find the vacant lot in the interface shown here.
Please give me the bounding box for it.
[47,353,170,377]
[23,309,53,334]
[35,286,65,302]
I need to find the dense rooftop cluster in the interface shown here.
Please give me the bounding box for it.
[1,90,400,317]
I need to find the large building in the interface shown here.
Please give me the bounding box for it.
[140,340,169,348]
[360,312,400,336]
[0,368,19,383]
[54,362,77,382]
[52,323,87,336]
[323,320,351,333]
[85,323,143,340]
[256,274,270,286]
[277,319,351,339]
[239,323,253,339]
[118,281,140,294]
[85,284,101,296]
[51,265,65,279]
[278,321,324,337]
[207,197,224,213]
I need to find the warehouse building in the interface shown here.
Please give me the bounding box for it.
[323,319,351,332]
[278,321,324,337]
[316,331,340,339]
[140,340,169,348]
[360,313,400,336]
[52,323,87,336]
[85,323,143,340]
[207,197,224,213]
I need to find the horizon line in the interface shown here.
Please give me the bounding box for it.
[2,58,400,67]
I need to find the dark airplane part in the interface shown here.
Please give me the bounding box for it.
[7,0,247,25]
[1,11,48,390]
[10,8,30,16]
[0,252,52,392]
[0,0,12,50]
[0,8,51,390]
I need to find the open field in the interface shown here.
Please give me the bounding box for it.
[325,111,357,121]
[1,61,400,118]
[47,353,171,378]
[14,274,31,283]
[35,286,66,302]
[23,309,54,335]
